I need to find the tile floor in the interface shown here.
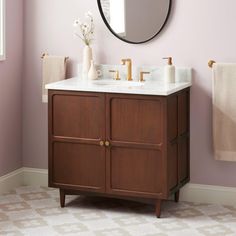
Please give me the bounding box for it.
[0,186,236,236]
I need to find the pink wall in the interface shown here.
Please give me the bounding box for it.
[22,0,236,187]
[0,0,23,176]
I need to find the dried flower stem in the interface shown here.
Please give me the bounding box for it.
[73,11,94,46]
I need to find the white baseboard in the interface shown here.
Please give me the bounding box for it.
[22,167,48,187]
[180,183,236,206]
[0,168,24,194]
[1,168,236,206]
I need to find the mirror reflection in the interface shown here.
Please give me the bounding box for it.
[98,0,171,44]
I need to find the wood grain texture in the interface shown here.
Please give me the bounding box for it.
[156,199,162,218]
[175,190,180,203]
[178,92,189,136]
[108,94,163,145]
[105,94,166,199]
[48,89,190,218]
[59,189,65,207]
[109,147,163,195]
[53,142,105,191]
[167,90,190,192]
[167,95,178,141]
[178,91,190,184]
[48,91,106,193]
[168,142,178,190]
[52,93,104,139]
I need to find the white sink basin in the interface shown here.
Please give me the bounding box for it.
[92,80,144,87]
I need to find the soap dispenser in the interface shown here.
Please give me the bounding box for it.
[163,57,175,83]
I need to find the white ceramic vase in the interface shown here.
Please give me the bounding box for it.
[88,60,98,80]
[82,45,93,78]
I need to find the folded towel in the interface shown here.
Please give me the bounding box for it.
[213,63,236,161]
[42,55,67,103]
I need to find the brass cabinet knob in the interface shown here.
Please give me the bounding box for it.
[105,141,110,147]
[99,141,104,146]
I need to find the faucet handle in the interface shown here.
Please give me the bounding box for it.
[121,59,126,65]
[139,71,150,82]
[121,58,132,65]
[109,70,121,80]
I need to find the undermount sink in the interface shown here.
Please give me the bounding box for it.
[92,80,144,87]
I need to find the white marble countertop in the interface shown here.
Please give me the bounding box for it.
[46,77,192,96]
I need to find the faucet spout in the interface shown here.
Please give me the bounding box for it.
[121,59,132,81]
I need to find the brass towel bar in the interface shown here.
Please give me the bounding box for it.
[41,53,69,61]
[208,60,216,68]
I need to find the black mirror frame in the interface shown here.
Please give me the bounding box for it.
[97,0,172,44]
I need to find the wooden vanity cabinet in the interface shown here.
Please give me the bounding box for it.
[48,89,190,218]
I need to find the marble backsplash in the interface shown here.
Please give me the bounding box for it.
[77,64,192,83]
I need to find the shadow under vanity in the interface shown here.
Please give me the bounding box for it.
[46,66,191,218]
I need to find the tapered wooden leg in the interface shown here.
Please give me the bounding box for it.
[155,199,162,218]
[175,190,180,203]
[59,189,66,208]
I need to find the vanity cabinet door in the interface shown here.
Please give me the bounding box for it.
[105,94,167,198]
[48,91,106,193]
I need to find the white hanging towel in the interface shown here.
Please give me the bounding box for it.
[42,55,67,103]
[212,63,236,161]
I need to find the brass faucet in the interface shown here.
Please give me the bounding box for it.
[121,59,132,81]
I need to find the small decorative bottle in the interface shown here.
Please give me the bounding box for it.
[88,60,98,80]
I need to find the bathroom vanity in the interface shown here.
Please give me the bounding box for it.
[46,77,191,218]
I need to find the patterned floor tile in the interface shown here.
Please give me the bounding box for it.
[210,212,236,223]
[20,192,50,201]
[123,223,161,236]
[196,204,232,216]
[224,205,236,212]
[13,218,48,229]
[154,219,189,232]
[15,186,43,194]
[168,207,203,218]
[0,221,19,231]
[115,215,148,227]
[0,212,9,222]
[0,186,235,236]
[26,198,58,209]
[0,202,31,212]
[197,224,234,236]
[0,230,24,236]
[7,209,39,221]
[73,209,107,221]
[144,234,168,236]
[43,213,80,226]
[94,228,131,236]
[0,194,23,205]
[36,206,68,216]
[82,218,119,231]
[1,190,17,196]
[53,222,88,234]
[21,226,59,236]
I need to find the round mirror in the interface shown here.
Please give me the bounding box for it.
[97,0,171,44]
